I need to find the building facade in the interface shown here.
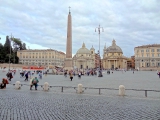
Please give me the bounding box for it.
[126,56,135,70]
[134,44,160,70]
[72,43,98,69]
[102,40,128,69]
[17,49,65,67]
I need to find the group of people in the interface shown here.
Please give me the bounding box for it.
[64,70,84,81]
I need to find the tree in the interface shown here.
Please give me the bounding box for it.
[0,43,5,63]
[12,38,22,50]
[22,43,27,50]
[3,36,12,54]
[1,35,27,64]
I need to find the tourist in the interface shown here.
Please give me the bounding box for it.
[24,72,29,81]
[30,77,39,90]
[78,72,81,79]
[70,72,73,81]
[64,70,67,77]
[6,71,13,81]
[157,72,160,78]
[0,78,9,89]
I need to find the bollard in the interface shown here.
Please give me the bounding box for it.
[78,84,83,94]
[99,88,101,95]
[145,90,147,97]
[43,82,49,91]
[15,81,21,89]
[119,85,125,96]
[61,87,63,92]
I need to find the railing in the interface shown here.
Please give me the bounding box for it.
[11,84,160,98]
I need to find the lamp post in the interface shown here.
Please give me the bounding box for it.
[95,25,104,77]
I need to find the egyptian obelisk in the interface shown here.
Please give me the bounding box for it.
[64,7,73,70]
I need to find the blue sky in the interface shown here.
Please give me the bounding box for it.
[0,0,160,57]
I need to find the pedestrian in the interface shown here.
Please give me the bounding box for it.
[70,72,73,81]
[24,72,29,81]
[157,72,160,78]
[30,77,39,90]
[0,78,9,89]
[78,72,81,79]
[6,71,13,81]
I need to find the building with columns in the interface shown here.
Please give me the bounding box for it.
[102,39,128,69]
[17,49,65,67]
[72,43,98,69]
[134,44,160,70]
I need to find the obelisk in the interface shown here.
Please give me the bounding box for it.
[64,7,73,70]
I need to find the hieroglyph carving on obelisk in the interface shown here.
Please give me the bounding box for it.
[64,7,73,70]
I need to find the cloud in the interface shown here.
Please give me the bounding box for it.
[0,0,160,58]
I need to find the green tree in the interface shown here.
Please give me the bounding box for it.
[0,43,5,63]
[4,36,12,54]
[2,36,27,64]
[22,43,27,50]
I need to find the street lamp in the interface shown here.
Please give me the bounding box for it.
[95,25,104,77]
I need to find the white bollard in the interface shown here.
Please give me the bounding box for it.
[119,85,125,96]
[15,81,21,89]
[78,84,83,93]
[43,82,49,91]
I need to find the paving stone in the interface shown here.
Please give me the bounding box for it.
[0,90,160,120]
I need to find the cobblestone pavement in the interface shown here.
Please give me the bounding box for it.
[0,90,160,120]
[0,70,160,98]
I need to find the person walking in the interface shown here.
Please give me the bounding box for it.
[78,72,81,79]
[157,72,160,78]
[70,72,73,81]
[24,72,29,81]
[6,71,13,81]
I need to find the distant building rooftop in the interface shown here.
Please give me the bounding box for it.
[135,44,160,49]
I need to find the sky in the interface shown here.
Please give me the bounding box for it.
[0,0,160,58]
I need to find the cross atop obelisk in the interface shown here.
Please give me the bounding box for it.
[64,7,73,70]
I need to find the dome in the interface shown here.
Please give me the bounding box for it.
[106,40,123,53]
[76,43,91,54]
[90,45,95,50]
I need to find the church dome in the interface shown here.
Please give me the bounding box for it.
[90,45,95,50]
[106,40,123,53]
[76,43,91,54]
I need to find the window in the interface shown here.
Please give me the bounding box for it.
[141,50,144,52]
[146,49,149,52]
[157,49,160,52]
[151,49,154,52]
[158,63,160,66]
[147,54,149,57]
[158,54,160,57]
[152,54,154,57]
[142,54,144,57]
